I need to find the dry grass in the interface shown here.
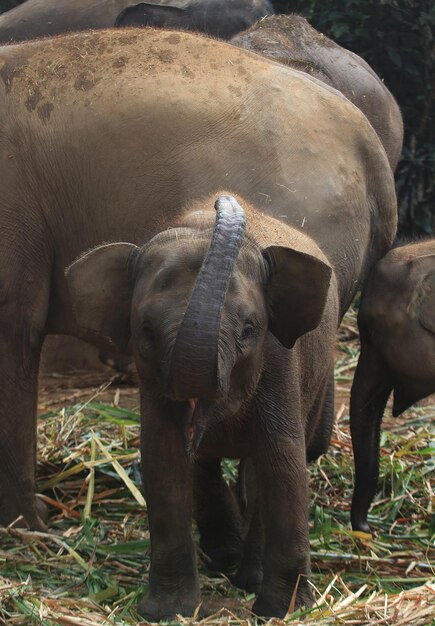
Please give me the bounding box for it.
[0,310,433,625]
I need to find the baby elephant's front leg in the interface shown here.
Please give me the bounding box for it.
[138,394,201,620]
[252,433,313,618]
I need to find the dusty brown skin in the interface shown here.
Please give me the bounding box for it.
[23,11,403,371]
[0,0,273,43]
[0,29,396,618]
[350,239,435,532]
[231,14,403,171]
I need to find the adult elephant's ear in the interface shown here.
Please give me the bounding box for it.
[264,246,332,349]
[115,2,184,28]
[65,243,139,352]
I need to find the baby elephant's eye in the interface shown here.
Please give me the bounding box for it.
[142,324,155,343]
[241,321,256,340]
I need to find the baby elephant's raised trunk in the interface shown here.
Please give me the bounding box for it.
[169,195,246,399]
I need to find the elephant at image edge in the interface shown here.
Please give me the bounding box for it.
[0,29,397,619]
[0,0,274,43]
[350,239,435,532]
[231,14,403,171]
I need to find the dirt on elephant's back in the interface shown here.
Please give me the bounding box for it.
[2,27,257,97]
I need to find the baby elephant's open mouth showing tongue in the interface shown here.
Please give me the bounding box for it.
[180,398,204,454]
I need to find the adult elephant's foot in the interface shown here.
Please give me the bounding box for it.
[137,591,202,621]
[0,493,48,531]
[351,512,371,534]
[252,582,314,618]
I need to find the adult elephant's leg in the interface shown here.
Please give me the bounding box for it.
[350,340,392,532]
[249,382,313,617]
[137,389,201,620]
[194,459,242,572]
[0,273,49,529]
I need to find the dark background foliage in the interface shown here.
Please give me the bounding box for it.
[0,0,18,11]
[0,0,433,235]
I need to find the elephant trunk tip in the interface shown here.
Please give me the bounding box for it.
[214,195,247,225]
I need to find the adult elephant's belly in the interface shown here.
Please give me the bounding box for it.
[0,28,396,340]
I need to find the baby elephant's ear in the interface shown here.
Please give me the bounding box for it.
[412,255,435,336]
[65,242,139,352]
[264,245,332,349]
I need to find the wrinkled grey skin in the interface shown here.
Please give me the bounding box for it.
[0,29,396,619]
[351,239,435,533]
[231,14,403,171]
[0,0,274,43]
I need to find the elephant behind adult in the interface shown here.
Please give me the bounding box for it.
[0,28,396,618]
[0,0,274,43]
[231,14,403,171]
[115,0,275,38]
[350,239,435,532]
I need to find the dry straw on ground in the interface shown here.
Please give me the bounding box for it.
[0,310,433,625]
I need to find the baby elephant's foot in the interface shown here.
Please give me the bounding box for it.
[232,563,263,594]
[351,507,372,534]
[252,581,314,618]
[201,533,242,573]
[138,591,202,621]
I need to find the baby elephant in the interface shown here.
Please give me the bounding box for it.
[350,240,435,532]
[67,194,338,619]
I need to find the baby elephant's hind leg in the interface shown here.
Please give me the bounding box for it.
[306,370,335,463]
[194,460,243,572]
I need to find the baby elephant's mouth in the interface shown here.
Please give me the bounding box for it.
[179,398,206,455]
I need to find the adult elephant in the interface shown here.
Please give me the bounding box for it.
[231,14,403,171]
[0,28,396,618]
[0,0,274,43]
